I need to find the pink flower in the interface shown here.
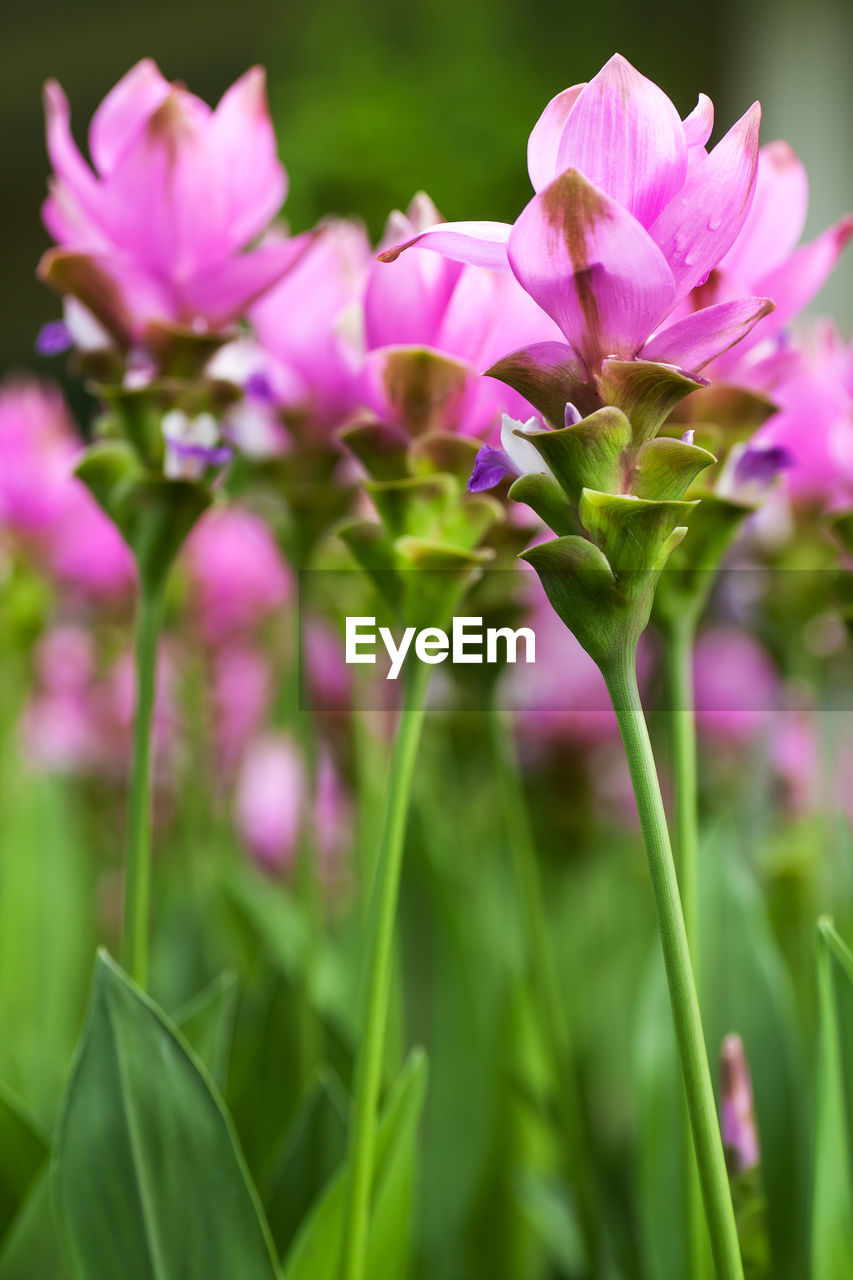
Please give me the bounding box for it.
[693,627,778,744]
[184,506,291,642]
[758,321,853,504]
[234,732,305,871]
[0,377,134,598]
[699,142,853,386]
[380,56,771,381]
[211,644,273,778]
[249,219,372,428]
[721,1034,761,1174]
[365,195,562,435]
[39,60,311,343]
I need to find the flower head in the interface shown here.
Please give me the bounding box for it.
[380,56,772,385]
[39,60,310,346]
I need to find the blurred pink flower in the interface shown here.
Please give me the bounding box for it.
[721,1033,761,1174]
[0,377,134,598]
[694,627,778,744]
[234,732,305,870]
[365,194,563,435]
[381,56,771,380]
[211,644,273,778]
[757,321,853,504]
[40,60,311,343]
[249,219,372,428]
[698,142,852,387]
[184,505,291,642]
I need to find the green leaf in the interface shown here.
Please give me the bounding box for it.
[409,432,481,483]
[519,535,623,667]
[507,473,578,536]
[0,1168,69,1280]
[485,342,598,428]
[579,490,695,575]
[700,829,807,1278]
[76,443,211,595]
[338,420,411,481]
[812,919,853,1280]
[173,971,239,1091]
[364,474,456,540]
[519,407,632,504]
[372,348,471,436]
[336,519,402,612]
[283,1048,428,1280]
[630,436,716,501]
[262,1068,349,1261]
[653,492,752,628]
[596,358,703,444]
[0,1084,48,1242]
[53,950,279,1280]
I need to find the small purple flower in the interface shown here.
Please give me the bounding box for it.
[467,413,554,492]
[162,410,231,480]
[245,370,276,403]
[732,441,794,491]
[36,319,72,356]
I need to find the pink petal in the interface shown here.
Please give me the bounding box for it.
[207,66,287,250]
[555,54,687,228]
[377,221,512,271]
[506,169,675,370]
[683,94,714,148]
[43,81,104,239]
[179,234,317,327]
[649,102,761,305]
[721,141,809,282]
[527,85,584,191]
[88,59,172,176]
[641,297,775,372]
[366,208,463,349]
[754,216,853,332]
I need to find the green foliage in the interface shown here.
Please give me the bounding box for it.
[812,920,853,1280]
[53,951,280,1280]
[282,1049,428,1280]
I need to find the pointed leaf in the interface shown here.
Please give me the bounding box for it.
[507,473,578,535]
[173,971,239,1091]
[596,358,704,444]
[812,919,853,1280]
[0,1084,49,1241]
[0,1168,69,1280]
[53,951,279,1280]
[519,407,631,503]
[630,436,716,501]
[282,1048,428,1280]
[338,420,411,481]
[579,489,696,573]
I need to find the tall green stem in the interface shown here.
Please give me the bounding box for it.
[122,585,164,989]
[662,618,711,1280]
[488,705,599,1275]
[338,660,431,1280]
[603,647,743,1280]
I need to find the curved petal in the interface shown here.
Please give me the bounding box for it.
[43,81,104,238]
[753,215,853,331]
[507,170,675,369]
[650,102,761,305]
[208,66,287,249]
[88,59,172,176]
[377,221,512,271]
[641,297,775,372]
[179,233,317,327]
[527,85,584,191]
[683,93,714,148]
[555,53,687,228]
[721,141,809,282]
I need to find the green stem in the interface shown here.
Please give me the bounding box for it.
[122,585,164,989]
[662,618,713,1280]
[338,660,431,1280]
[488,705,600,1276]
[603,647,743,1280]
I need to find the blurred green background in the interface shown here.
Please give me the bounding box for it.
[3,0,852,377]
